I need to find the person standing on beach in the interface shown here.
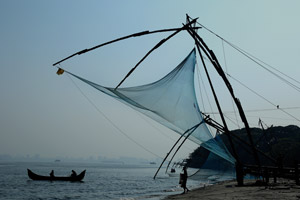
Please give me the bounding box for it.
[180,166,189,194]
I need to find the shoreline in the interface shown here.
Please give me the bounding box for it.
[164,179,300,200]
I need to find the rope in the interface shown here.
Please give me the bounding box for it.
[222,40,228,73]
[228,43,300,92]
[66,73,164,159]
[223,113,241,128]
[196,62,206,113]
[206,107,300,114]
[196,62,217,121]
[194,20,300,93]
[242,114,300,122]
[133,110,195,152]
[196,62,219,136]
[222,40,240,129]
[225,72,300,123]
[188,168,201,178]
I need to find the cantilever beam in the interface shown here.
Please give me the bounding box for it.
[53,26,200,67]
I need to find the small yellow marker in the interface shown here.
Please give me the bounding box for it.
[56,68,64,75]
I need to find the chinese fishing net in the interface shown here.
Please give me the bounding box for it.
[66,49,235,169]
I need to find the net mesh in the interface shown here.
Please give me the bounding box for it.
[67,49,235,164]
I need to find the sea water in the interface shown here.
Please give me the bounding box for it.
[0,161,229,200]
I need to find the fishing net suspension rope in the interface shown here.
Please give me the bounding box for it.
[225,72,300,123]
[190,17,300,93]
[133,110,196,152]
[195,62,217,134]
[64,72,193,151]
[197,48,300,127]
[66,73,165,160]
[206,107,300,114]
[195,19,300,124]
[221,40,240,128]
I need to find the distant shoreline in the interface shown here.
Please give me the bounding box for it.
[164,179,300,200]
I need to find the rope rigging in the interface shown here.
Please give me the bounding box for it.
[66,70,197,178]
[65,72,165,160]
[222,40,240,129]
[225,72,300,123]
[190,17,300,93]
[195,62,217,134]
[198,49,300,127]
[133,110,196,152]
[186,16,300,126]
[206,107,300,114]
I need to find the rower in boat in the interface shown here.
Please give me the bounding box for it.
[70,170,77,178]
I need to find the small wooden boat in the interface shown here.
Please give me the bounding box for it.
[27,169,86,181]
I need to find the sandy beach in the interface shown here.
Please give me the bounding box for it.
[165,179,300,200]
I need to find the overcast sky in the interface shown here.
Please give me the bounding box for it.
[1,0,300,160]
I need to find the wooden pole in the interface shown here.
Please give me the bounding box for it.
[165,122,203,173]
[53,26,200,66]
[185,18,261,170]
[153,122,203,179]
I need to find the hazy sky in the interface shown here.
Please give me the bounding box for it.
[1,0,300,160]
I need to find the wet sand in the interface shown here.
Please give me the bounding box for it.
[165,179,300,200]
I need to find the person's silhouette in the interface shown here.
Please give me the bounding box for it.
[50,170,54,178]
[181,166,189,194]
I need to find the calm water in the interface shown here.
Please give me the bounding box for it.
[0,161,220,200]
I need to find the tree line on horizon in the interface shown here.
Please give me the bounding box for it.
[186,125,300,169]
